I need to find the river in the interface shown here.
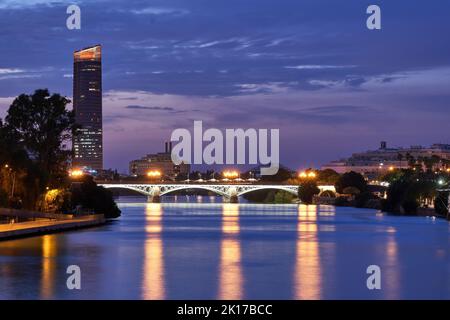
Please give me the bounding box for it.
[0,196,449,299]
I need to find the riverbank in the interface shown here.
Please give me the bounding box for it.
[0,208,106,240]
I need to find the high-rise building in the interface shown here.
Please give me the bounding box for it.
[72,45,103,172]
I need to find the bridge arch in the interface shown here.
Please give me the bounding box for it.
[99,184,336,201]
[159,185,230,197]
[318,190,336,197]
[100,185,152,196]
[236,186,298,197]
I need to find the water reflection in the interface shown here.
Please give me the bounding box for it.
[142,203,165,299]
[384,232,400,299]
[40,235,57,299]
[294,205,322,299]
[218,203,243,299]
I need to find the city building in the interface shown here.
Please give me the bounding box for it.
[72,45,103,172]
[129,142,190,179]
[322,142,450,177]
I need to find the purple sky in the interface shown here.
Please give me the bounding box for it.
[0,0,449,173]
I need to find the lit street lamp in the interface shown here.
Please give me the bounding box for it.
[223,170,239,180]
[69,169,84,178]
[147,170,162,180]
[298,170,316,179]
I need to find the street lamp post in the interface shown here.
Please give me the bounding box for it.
[11,170,16,198]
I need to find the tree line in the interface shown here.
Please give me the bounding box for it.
[0,89,120,218]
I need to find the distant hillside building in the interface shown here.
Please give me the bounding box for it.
[129,142,190,179]
[322,142,450,176]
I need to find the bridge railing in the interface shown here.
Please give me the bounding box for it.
[95,180,299,186]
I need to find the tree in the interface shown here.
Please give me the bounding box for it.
[335,171,367,194]
[1,89,77,209]
[273,190,295,204]
[298,181,320,204]
[379,168,411,184]
[342,186,361,195]
[405,153,415,169]
[382,174,436,215]
[435,191,449,217]
[71,175,121,218]
[397,153,404,167]
[317,169,340,185]
[260,166,293,182]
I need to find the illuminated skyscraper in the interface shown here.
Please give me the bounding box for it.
[72,45,103,171]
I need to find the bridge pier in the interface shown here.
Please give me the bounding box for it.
[223,195,239,203]
[147,195,160,203]
[147,186,161,203]
[224,187,239,203]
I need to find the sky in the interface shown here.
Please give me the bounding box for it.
[0,0,449,173]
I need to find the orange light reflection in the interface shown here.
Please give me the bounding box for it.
[218,203,242,299]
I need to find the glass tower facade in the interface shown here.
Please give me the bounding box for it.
[72,45,103,172]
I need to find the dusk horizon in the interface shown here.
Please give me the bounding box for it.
[1,0,450,173]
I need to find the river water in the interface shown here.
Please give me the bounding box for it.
[0,196,449,300]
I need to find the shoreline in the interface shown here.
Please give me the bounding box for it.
[0,209,106,241]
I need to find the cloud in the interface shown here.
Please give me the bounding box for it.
[285,65,357,70]
[125,105,174,111]
[0,0,68,9]
[130,7,189,16]
[236,82,293,94]
[0,74,40,81]
[0,68,24,74]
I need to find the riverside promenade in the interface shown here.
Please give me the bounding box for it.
[0,208,106,240]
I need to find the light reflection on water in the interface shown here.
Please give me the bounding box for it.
[0,196,448,299]
[218,203,242,300]
[295,205,321,299]
[40,235,57,299]
[142,203,165,300]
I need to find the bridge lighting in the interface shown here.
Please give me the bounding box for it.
[223,170,239,179]
[147,170,162,178]
[308,172,316,178]
[69,169,84,178]
[299,171,316,179]
[299,172,307,178]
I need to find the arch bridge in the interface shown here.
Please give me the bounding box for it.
[99,183,336,202]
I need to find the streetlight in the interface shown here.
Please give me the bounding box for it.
[223,170,239,180]
[147,170,162,179]
[298,171,316,179]
[69,169,84,178]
